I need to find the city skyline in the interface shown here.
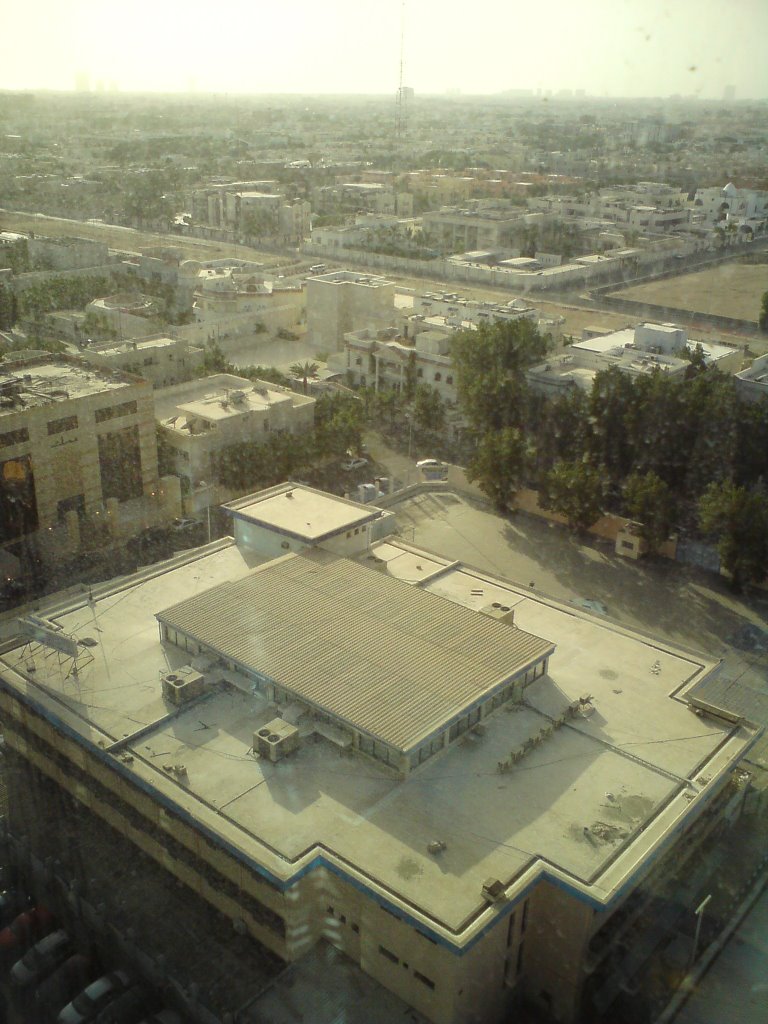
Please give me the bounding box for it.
[3,0,768,100]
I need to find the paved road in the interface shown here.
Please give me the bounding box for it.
[674,883,768,1024]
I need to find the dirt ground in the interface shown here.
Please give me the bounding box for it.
[611,260,768,324]
[390,271,753,349]
[0,208,295,266]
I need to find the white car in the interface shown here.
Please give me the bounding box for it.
[58,970,132,1024]
[11,929,70,986]
[416,458,443,468]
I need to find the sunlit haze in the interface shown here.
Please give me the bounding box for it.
[4,0,768,99]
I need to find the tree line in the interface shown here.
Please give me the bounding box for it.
[450,320,768,590]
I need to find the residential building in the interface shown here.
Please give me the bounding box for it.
[339,326,457,403]
[422,203,529,253]
[691,182,768,228]
[735,353,768,403]
[306,270,396,353]
[0,353,158,548]
[155,375,315,508]
[82,334,204,388]
[0,483,757,1024]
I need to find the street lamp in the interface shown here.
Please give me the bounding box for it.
[689,893,712,970]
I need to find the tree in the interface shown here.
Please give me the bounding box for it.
[0,283,17,331]
[289,361,319,395]
[698,481,768,591]
[759,291,768,332]
[412,384,445,437]
[467,428,529,512]
[541,459,604,533]
[451,319,548,434]
[623,471,674,554]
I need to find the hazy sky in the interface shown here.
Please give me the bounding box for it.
[4,0,768,99]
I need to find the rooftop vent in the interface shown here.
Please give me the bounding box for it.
[254,718,300,762]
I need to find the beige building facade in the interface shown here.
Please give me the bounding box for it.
[0,354,157,547]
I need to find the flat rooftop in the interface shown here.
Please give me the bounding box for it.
[0,356,133,415]
[0,531,755,944]
[224,483,381,543]
[156,548,553,751]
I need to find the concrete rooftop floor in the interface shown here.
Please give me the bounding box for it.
[0,512,757,942]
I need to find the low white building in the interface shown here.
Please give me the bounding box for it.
[527,323,740,396]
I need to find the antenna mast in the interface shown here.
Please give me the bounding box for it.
[396,0,407,142]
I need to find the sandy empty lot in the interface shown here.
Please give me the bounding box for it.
[611,260,768,323]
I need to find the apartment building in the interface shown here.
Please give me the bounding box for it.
[0,353,157,547]
[0,483,756,1024]
[82,334,204,388]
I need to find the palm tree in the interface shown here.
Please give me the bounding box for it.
[290,361,319,395]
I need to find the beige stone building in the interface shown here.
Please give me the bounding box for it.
[155,375,315,509]
[0,484,757,1024]
[0,353,158,548]
[306,270,396,353]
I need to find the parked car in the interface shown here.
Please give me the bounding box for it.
[170,518,200,532]
[0,905,54,953]
[57,970,132,1024]
[11,928,70,986]
[341,457,367,472]
[35,954,93,1021]
[416,458,443,468]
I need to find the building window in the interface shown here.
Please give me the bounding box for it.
[351,923,360,934]
[446,375,453,385]
[47,415,78,435]
[416,368,423,378]
[379,946,398,964]
[94,399,138,423]
[434,372,442,382]
[414,971,435,991]
[355,357,363,365]
[0,427,30,448]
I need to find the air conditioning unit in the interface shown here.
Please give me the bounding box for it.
[479,602,514,624]
[481,878,506,903]
[254,718,300,762]
[162,665,205,705]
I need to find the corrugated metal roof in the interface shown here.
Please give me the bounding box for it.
[157,550,554,751]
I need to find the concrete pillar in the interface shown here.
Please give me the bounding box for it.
[105,497,120,538]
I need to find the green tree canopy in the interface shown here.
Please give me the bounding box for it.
[451,319,548,434]
[467,427,529,512]
[623,471,674,553]
[698,481,768,591]
[541,459,604,533]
